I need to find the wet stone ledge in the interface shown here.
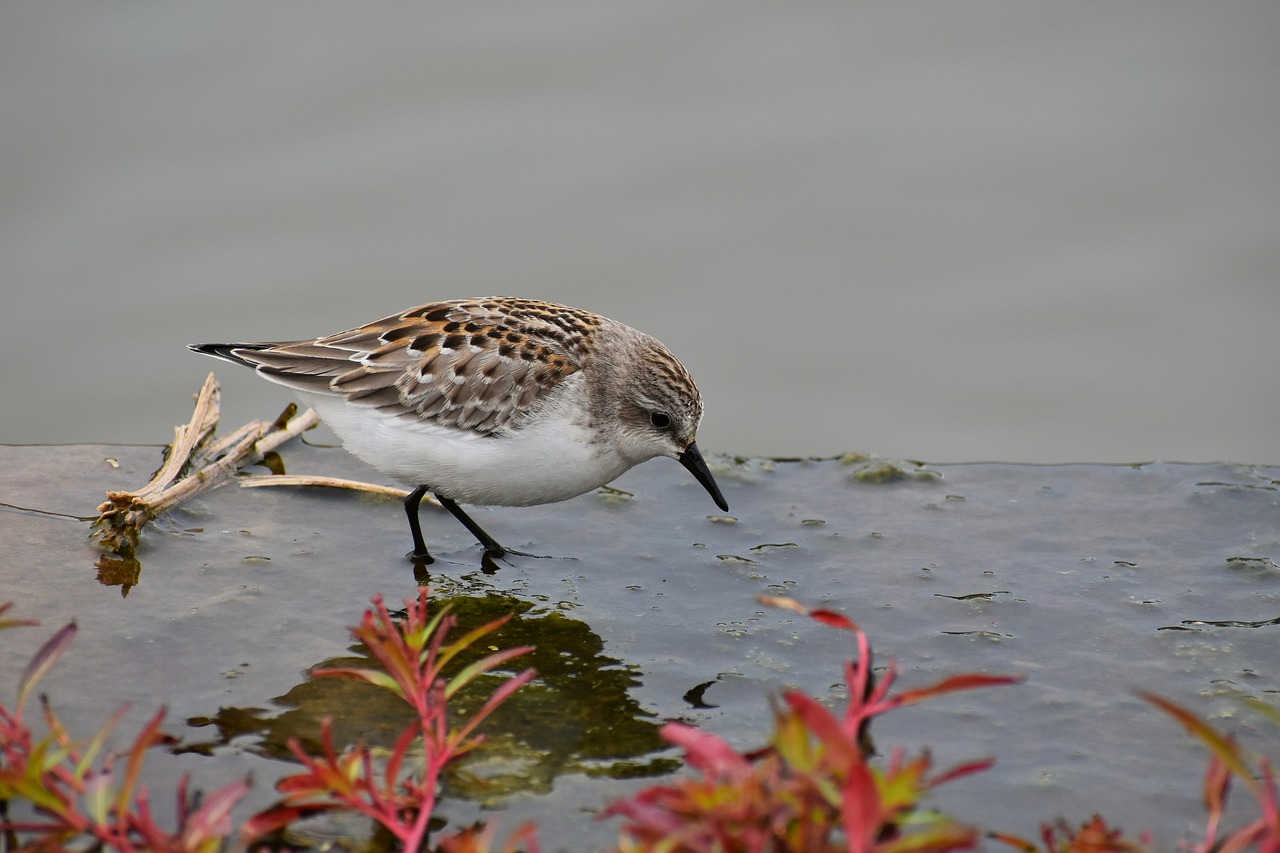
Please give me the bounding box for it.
[1,441,1277,848]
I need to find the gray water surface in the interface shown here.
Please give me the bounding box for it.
[2,437,1276,849]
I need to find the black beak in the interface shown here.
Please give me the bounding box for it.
[678,441,728,512]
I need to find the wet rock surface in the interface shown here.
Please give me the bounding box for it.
[2,441,1277,847]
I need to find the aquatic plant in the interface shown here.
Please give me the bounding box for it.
[0,603,249,852]
[602,596,1021,853]
[242,589,538,851]
[2,594,1277,852]
[989,693,1279,853]
[1138,690,1280,853]
[0,593,538,852]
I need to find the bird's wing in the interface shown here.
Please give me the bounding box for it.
[222,298,600,434]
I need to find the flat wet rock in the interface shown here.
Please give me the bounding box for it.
[1,441,1277,848]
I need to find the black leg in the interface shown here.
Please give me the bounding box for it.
[435,494,507,558]
[407,490,549,573]
[403,485,433,564]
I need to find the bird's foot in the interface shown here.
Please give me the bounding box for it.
[406,548,435,565]
[478,545,563,574]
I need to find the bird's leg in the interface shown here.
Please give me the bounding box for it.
[424,493,553,573]
[403,485,434,564]
[435,494,507,559]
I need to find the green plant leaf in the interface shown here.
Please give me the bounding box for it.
[313,667,402,695]
[445,646,534,699]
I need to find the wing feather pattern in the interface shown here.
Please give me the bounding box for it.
[209,299,601,434]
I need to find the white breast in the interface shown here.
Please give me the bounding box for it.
[294,379,635,507]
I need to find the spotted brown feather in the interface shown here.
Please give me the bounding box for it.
[214,299,605,435]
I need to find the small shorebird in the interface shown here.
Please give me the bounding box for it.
[191,297,727,568]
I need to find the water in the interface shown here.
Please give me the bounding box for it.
[3,441,1277,847]
[1,3,1278,463]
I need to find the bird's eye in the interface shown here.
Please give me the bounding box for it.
[649,411,671,430]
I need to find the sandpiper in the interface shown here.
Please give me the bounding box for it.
[191,297,726,567]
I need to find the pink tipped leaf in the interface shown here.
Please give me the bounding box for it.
[444,645,535,699]
[1137,690,1259,794]
[927,756,997,789]
[660,721,752,777]
[0,601,38,630]
[116,707,176,824]
[182,777,251,851]
[756,593,859,633]
[885,673,1024,713]
[436,613,518,670]
[808,608,860,633]
[241,803,338,843]
[1202,753,1230,844]
[382,718,421,795]
[310,666,402,694]
[841,759,884,853]
[17,621,76,711]
[784,690,862,765]
[1215,822,1274,853]
[449,667,538,751]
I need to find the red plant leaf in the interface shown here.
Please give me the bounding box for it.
[438,613,519,671]
[382,718,420,795]
[988,830,1040,852]
[445,646,536,700]
[17,621,76,711]
[1201,753,1230,843]
[450,667,537,750]
[784,691,861,765]
[928,757,996,789]
[885,673,1023,712]
[1258,755,1280,825]
[1136,690,1259,794]
[0,601,39,630]
[808,608,859,633]
[1063,814,1149,853]
[1218,825,1273,853]
[841,759,884,853]
[182,776,251,849]
[241,803,339,843]
[660,722,751,777]
[112,706,175,825]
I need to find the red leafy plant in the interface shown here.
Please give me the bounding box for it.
[1,593,539,853]
[993,814,1152,853]
[1138,692,1280,853]
[988,694,1279,853]
[602,595,1022,853]
[5,591,1277,853]
[242,589,539,852]
[0,602,249,852]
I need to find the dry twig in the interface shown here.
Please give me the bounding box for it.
[92,373,320,557]
[238,474,411,499]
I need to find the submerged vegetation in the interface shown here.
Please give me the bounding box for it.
[2,593,1277,852]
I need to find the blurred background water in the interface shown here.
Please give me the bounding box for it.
[2,3,1277,463]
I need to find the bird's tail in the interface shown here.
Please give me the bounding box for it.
[188,342,269,369]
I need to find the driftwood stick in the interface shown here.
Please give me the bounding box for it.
[130,372,221,503]
[92,375,320,557]
[139,427,261,519]
[239,474,420,502]
[252,403,319,456]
